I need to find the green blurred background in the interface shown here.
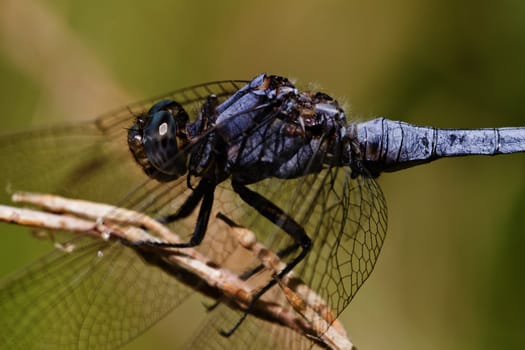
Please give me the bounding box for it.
[1,0,525,349]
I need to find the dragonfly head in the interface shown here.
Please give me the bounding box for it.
[128,100,190,182]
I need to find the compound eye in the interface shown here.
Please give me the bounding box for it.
[142,100,189,181]
[148,100,189,128]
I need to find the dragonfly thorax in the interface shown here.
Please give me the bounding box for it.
[128,100,190,182]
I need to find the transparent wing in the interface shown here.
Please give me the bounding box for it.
[0,236,197,349]
[186,303,325,350]
[177,161,386,349]
[195,164,387,348]
[282,165,388,314]
[0,80,248,349]
[0,79,247,204]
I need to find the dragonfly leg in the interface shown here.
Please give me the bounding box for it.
[135,178,215,248]
[202,213,300,312]
[157,178,210,224]
[238,242,300,280]
[216,211,300,280]
[220,181,312,337]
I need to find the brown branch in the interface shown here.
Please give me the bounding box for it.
[0,192,354,350]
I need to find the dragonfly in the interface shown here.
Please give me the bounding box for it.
[0,73,524,350]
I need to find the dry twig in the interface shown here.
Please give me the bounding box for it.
[0,192,354,350]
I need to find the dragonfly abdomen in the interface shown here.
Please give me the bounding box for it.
[348,117,525,176]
